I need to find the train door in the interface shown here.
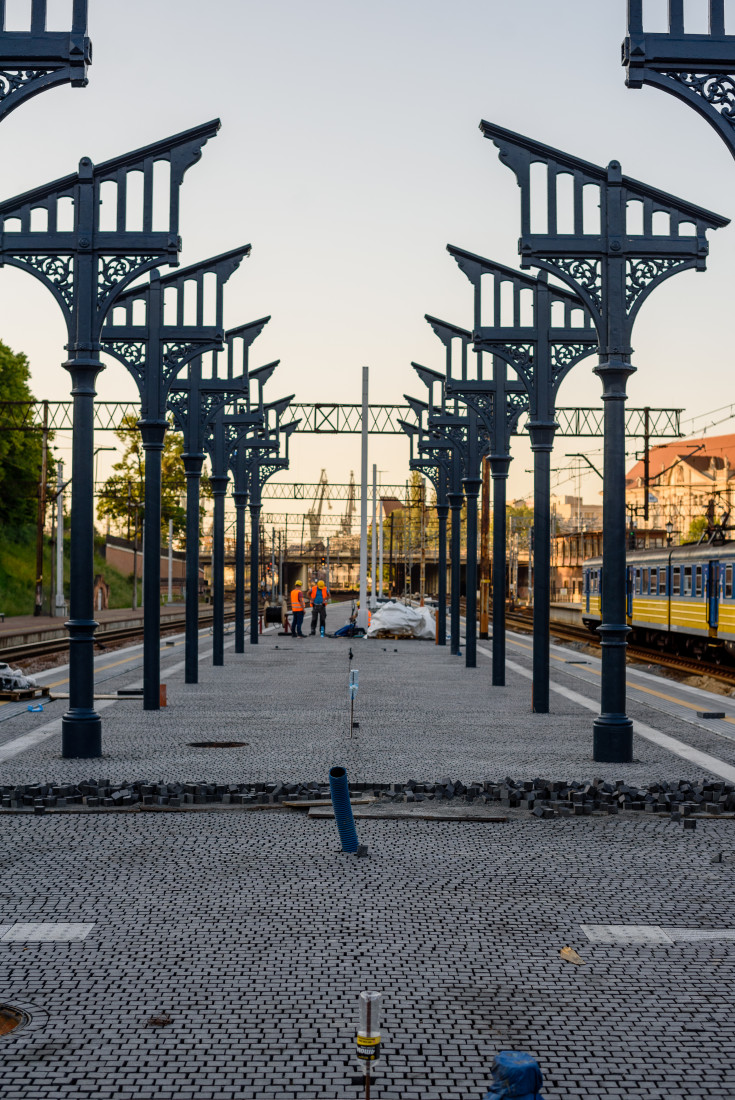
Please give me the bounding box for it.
[707,560,720,631]
[584,568,590,613]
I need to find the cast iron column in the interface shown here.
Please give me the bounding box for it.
[249,499,262,644]
[448,475,463,656]
[593,357,635,760]
[62,353,102,757]
[234,476,248,654]
[436,496,448,646]
[489,456,510,687]
[463,476,482,668]
[139,421,167,709]
[210,474,228,666]
[527,422,556,713]
[183,452,204,683]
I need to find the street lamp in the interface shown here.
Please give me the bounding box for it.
[666,520,674,546]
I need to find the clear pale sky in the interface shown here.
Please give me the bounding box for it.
[1,0,734,508]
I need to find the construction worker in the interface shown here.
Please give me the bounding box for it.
[290,580,306,637]
[309,578,330,636]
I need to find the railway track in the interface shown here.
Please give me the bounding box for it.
[0,608,240,666]
[504,609,735,688]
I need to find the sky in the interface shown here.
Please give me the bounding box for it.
[2,0,735,517]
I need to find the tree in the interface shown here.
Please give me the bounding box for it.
[0,341,44,527]
[686,515,709,543]
[97,416,210,543]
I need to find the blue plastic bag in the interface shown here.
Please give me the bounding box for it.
[483,1051,545,1100]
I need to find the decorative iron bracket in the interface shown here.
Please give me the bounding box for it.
[624,1,735,158]
[102,247,252,421]
[0,118,221,341]
[0,0,91,120]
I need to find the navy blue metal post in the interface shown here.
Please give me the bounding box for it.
[233,447,248,654]
[447,248,597,709]
[0,121,220,756]
[481,121,727,760]
[183,450,204,683]
[103,251,248,707]
[489,457,509,687]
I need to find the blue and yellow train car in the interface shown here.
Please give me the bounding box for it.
[582,541,735,660]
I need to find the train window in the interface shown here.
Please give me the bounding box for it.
[683,566,692,596]
[727,565,733,599]
[651,568,658,595]
[642,568,649,594]
[659,569,667,596]
[695,565,703,596]
[672,566,680,595]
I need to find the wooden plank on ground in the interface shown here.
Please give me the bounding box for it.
[307,808,507,823]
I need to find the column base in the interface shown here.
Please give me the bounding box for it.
[593,715,634,762]
[61,711,102,759]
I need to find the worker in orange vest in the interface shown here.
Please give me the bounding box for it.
[309,578,330,636]
[290,580,306,637]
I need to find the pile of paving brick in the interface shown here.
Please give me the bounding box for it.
[1,776,735,817]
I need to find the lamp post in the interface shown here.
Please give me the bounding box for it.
[666,519,674,546]
[481,120,727,762]
[102,249,251,707]
[0,120,221,757]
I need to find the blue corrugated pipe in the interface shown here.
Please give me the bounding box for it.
[329,766,359,853]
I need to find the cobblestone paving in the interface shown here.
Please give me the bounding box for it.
[0,607,731,787]
[1,810,734,1099]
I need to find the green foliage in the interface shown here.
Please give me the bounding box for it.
[686,515,709,543]
[97,416,210,542]
[0,341,43,526]
[0,525,134,617]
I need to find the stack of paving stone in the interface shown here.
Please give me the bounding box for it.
[2,776,734,815]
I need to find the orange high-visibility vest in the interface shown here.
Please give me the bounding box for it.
[290,588,305,612]
[309,585,330,606]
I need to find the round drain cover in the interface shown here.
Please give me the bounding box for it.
[187,740,249,748]
[0,1005,31,1037]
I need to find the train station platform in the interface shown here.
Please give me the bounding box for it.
[0,604,734,1099]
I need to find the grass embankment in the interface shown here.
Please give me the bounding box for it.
[0,526,134,617]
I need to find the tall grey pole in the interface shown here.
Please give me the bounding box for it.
[55,461,65,617]
[378,499,384,599]
[356,366,369,630]
[370,463,377,608]
[167,518,174,604]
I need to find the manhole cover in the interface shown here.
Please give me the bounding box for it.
[0,1004,31,1037]
[187,741,249,748]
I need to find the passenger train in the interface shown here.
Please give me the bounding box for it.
[582,540,735,660]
